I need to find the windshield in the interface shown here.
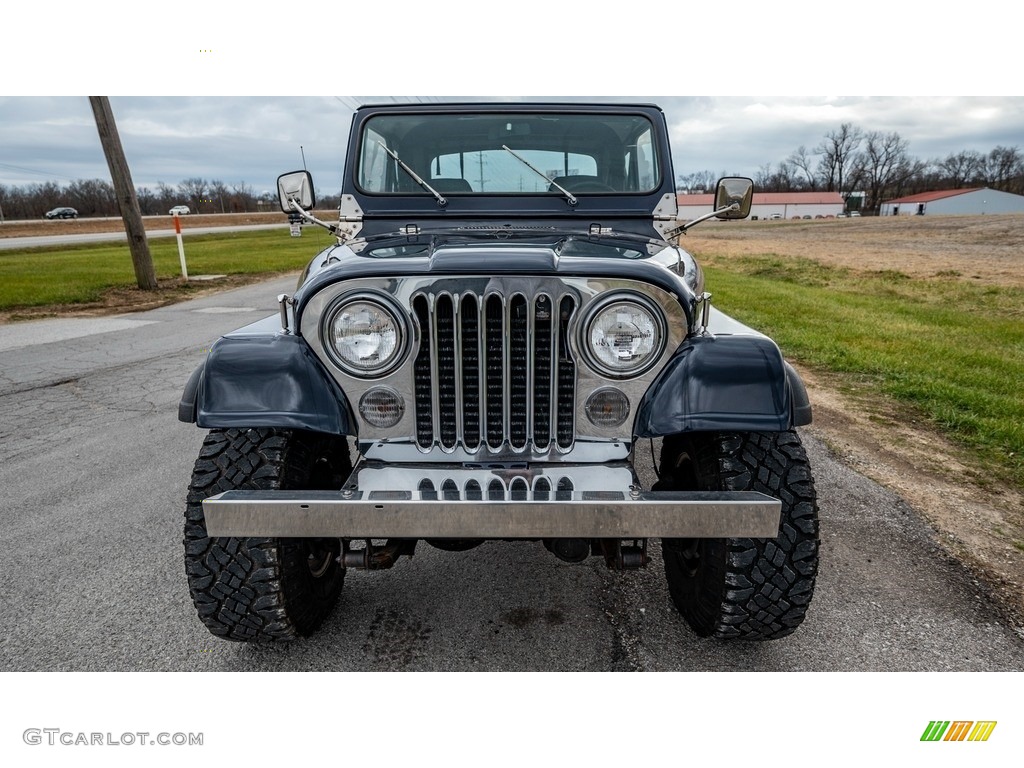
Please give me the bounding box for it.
[358,112,660,195]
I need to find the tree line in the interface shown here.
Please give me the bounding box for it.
[0,177,343,220]
[677,123,1024,214]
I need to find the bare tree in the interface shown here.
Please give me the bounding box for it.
[753,163,774,190]
[938,150,985,189]
[754,161,802,192]
[861,130,925,212]
[156,181,178,212]
[210,179,230,214]
[230,181,256,212]
[675,170,716,194]
[787,145,818,190]
[178,177,209,213]
[985,146,1024,193]
[815,123,863,193]
[67,178,116,216]
[136,186,158,215]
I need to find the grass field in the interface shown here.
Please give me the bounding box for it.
[0,228,333,312]
[703,257,1024,487]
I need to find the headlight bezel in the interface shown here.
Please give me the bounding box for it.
[579,291,667,379]
[321,291,410,378]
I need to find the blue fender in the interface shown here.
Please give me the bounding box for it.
[178,333,356,436]
[634,334,811,437]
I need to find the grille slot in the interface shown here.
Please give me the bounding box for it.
[413,287,577,453]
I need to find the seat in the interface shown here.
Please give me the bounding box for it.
[428,177,473,193]
[547,175,614,193]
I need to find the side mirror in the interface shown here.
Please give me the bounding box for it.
[714,177,754,220]
[277,170,315,213]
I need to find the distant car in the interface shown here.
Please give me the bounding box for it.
[836,213,847,218]
[848,211,861,217]
[802,215,812,219]
[768,213,782,220]
[169,205,190,216]
[44,207,78,219]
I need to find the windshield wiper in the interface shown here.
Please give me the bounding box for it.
[377,141,447,207]
[501,144,577,206]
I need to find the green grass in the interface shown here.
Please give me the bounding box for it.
[0,229,332,310]
[702,255,1024,488]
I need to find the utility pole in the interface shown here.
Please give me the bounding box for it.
[89,96,158,291]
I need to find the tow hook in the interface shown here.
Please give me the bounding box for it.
[340,539,416,569]
[599,539,649,570]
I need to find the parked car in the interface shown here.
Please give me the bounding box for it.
[44,207,78,219]
[848,211,861,217]
[178,102,818,644]
[169,205,190,215]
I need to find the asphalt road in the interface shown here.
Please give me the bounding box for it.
[0,223,286,250]
[1,276,1023,672]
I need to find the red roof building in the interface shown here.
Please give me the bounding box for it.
[677,191,845,220]
[880,187,1024,216]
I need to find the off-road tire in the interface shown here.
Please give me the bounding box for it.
[184,428,352,642]
[658,431,818,640]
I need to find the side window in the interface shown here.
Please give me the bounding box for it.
[635,128,656,190]
[359,127,389,192]
[624,127,658,191]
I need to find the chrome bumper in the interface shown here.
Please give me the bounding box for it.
[202,462,782,539]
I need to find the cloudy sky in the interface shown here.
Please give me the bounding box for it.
[2,96,1022,195]
[4,2,1020,198]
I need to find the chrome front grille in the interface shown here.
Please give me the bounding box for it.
[412,289,578,453]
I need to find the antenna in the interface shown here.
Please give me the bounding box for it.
[300,145,307,171]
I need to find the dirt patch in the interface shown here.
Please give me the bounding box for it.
[800,365,1024,626]
[687,213,1024,627]
[685,213,1024,287]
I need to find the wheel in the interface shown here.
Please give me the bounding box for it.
[184,428,352,642]
[657,431,819,640]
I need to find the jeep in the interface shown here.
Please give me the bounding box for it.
[178,102,818,643]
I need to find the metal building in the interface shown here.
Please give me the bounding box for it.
[677,191,845,220]
[880,187,1024,216]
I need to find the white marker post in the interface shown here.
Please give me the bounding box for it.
[173,212,189,280]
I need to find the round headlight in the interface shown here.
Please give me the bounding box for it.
[583,295,665,377]
[326,296,405,376]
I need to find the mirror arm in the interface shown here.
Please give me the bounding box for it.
[664,202,739,239]
[287,198,351,241]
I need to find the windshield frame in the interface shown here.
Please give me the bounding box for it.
[353,107,664,198]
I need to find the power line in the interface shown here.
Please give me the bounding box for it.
[0,161,71,182]
[333,96,362,111]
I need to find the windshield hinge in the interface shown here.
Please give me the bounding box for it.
[399,224,421,236]
[589,223,612,236]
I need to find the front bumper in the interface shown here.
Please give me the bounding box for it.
[202,462,781,539]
